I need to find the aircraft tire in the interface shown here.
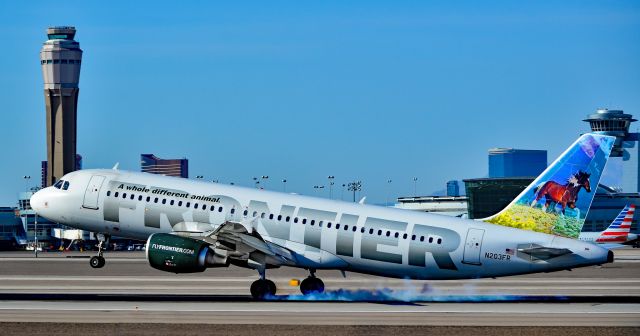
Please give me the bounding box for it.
[300,277,325,295]
[90,256,105,268]
[250,279,276,299]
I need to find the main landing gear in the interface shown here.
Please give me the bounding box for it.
[300,269,325,295]
[250,268,276,299]
[89,233,109,269]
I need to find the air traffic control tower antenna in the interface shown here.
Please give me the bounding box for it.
[40,26,82,186]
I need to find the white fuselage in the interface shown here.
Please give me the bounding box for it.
[31,169,611,280]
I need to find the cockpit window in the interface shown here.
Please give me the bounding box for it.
[54,180,63,189]
[62,181,70,190]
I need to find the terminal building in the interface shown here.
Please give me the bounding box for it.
[488,148,547,178]
[141,154,189,178]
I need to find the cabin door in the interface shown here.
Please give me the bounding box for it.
[462,228,484,265]
[82,175,106,210]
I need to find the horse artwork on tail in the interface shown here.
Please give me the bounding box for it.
[530,171,591,214]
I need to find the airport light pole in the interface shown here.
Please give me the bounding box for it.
[327,176,335,199]
[348,181,362,202]
[413,177,418,197]
[282,179,287,192]
[22,176,37,257]
[261,176,269,189]
[387,179,392,206]
[341,184,346,201]
[313,185,325,196]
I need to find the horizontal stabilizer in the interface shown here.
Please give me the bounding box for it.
[518,246,572,260]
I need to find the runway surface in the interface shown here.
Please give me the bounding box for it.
[0,248,638,334]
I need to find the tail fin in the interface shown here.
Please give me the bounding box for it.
[596,205,635,243]
[484,133,615,239]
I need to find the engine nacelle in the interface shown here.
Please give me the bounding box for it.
[146,233,227,273]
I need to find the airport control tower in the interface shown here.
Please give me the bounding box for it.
[40,26,82,186]
[584,108,639,192]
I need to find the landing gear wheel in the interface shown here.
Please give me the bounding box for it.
[300,277,325,295]
[89,256,105,268]
[250,279,276,299]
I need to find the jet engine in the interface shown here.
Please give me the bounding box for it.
[146,233,228,273]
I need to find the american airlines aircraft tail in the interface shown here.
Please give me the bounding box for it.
[30,133,616,299]
[579,205,637,244]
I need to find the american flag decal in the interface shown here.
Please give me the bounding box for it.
[505,248,514,255]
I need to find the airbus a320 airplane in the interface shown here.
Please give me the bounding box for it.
[31,134,616,299]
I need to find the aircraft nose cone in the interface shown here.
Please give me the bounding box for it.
[30,189,46,214]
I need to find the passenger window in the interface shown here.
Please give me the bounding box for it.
[170,200,175,206]
[369,228,374,234]
[428,237,433,243]
[269,214,273,220]
[286,216,291,222]
[412,235,416,240]
[194,203,199,209]
[162,199,166,204]
[378,230,382,236]
[437,238,442,244]
[218,207,223,212]
[106,191,111,196]
[327,222,332,228]
[253,211,258,217]
[310,220,315,226]
[318,221,323,227]
[138,195,142,201]
[420,236,425,242]
[344,225,349,231]
[178,201,182,206]
[261,213,266,218]
[403,233,408,239]
[294,217,298,223]
[278,215,283,221]
[122,193,127,199]
[154,198,158,203]
[62,181,70,190]
[302,219,307,224]
[130,194,134,200]
[243,210,248,216]
[114,192,119,197]
[210,205,215,211]
[394,232,399,238]
[352,226,357,232]
[386,231,391,237]
[360,227,365,233]
[231,208,235,214]
[146,196,150,202]
[186,202,190,208]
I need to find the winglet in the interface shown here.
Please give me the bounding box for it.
[112,162,120,170]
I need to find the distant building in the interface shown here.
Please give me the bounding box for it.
[0,207,26,250]
[584,108,639,192]
[488,148,547,178]
[446,180,460,197]
[395,196,468,217]
[41,26,83,186]
[463,177,534,219]
[140,154,188,178]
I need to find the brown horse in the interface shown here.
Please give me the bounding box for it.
[530,171,591,214]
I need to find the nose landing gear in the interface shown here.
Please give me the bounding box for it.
[89,233,109,269]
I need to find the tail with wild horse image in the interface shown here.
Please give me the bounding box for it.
[483,134,615,239]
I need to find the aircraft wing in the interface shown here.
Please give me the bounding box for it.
[173,220,297,268]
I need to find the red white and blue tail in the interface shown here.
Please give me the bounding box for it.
[596,205,635,243]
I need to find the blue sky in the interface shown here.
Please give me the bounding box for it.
[0,1,638,205]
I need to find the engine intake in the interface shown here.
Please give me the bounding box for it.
[146,233,227,273]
